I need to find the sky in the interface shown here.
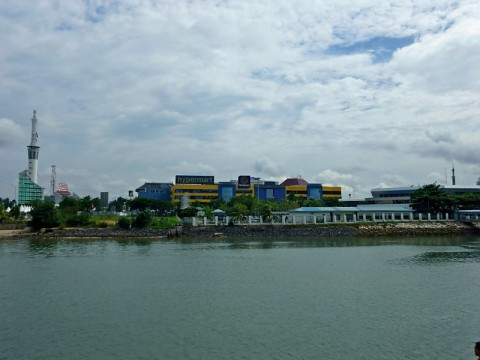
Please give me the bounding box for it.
[1,0,479,201]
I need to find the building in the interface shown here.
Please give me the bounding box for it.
[17,170,43,205]
[369,185,480,204]
[17,111,44,205]
[136,175,342,206]
[289,204,414,223]
[100,192,109,209]
[171,176,218,205]
[135,183,173,202]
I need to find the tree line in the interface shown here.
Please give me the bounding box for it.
[1,183,480,229]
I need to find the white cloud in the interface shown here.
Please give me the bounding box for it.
[1,0,479,199]
[0,118,23,147]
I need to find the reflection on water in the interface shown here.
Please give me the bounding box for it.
[17,235,480,255]
[176,235,479,250]
[414,249,480,263]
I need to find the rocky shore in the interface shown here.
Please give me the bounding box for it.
[2,221,477,240]
[183,221,480,238]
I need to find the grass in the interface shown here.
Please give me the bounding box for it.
[89,214,180,229]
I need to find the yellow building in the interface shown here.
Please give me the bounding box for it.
[322,186,342,199]
[171,184,219,204]
[167,175,341,206]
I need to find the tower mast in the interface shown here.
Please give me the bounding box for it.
[451,164,456,186]
[27,110,40,184]
[50,165,56,195]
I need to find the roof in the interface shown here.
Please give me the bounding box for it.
[291,204,412,213]
[281,177,308,186]
[136,182,173,191]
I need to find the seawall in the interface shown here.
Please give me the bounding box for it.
[183,221,480,238]
[2,222,479,239]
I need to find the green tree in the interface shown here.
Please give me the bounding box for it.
[59,197,79,219]
[410,183,452,214]
[29,200,60,230]
[58,197,92,227]
[319,198,341,207]
[78,196,100,212]
[272,199,298,212]
[451,193,480,210]
[9,204,21,220]
[109,197,128,212]
[117,216,132,230]
[202,205,213,218]
[227,203,249,222]
[259,202,273,222]
[132,210,152,228]
[152,199,174,212]
[177,207,197,218]
[0,202,8,222]
[128,197,155,211]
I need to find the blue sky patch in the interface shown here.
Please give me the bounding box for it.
[327,35,416,62]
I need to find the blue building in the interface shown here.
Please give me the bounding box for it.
[135,182,172,202]
[256,182,286,201]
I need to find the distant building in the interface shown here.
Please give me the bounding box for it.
[135,183,173,202]
[135,175,342,207]
[369,185,480,204]
[17,111,43,205]
[17,170,43,205]
[44,182,79,205]
[100,192,109,209]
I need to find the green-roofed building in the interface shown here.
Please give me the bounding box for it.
[17,170,43,205]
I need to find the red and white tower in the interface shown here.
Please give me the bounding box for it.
[27,110,40,184]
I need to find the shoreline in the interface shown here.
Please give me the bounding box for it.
[1,221,480,240]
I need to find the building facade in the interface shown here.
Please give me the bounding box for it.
[17,170,43,205]
[369,186,480,204]
[17,111,44,205]
[135,183,173,202]
[136,175,342,206]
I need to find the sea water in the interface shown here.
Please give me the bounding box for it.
[1,236,480,360]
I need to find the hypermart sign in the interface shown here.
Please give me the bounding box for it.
[237,175,251,188]
[175,175,215,185]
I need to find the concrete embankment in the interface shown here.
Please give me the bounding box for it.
[1,222,479,239]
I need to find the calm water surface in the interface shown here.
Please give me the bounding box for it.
[2,236,480,360]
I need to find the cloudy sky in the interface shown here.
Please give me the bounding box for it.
[1,0,479,200]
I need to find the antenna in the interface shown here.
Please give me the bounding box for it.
[452,164,456,186]
[50,165,56,195]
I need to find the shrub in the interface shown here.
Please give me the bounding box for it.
[132,210,152,229]
[29,200,60,230]
[65,212,91,227]
[117,216,132,230]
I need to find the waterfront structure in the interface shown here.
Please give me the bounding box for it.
[136,175,342,206]
[187,203,463,226]
[369,185,480,204]
[288,204,415,223]
[17,111,44,205]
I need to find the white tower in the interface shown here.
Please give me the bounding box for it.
[27,110,40,184]
[50,165,56,195]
